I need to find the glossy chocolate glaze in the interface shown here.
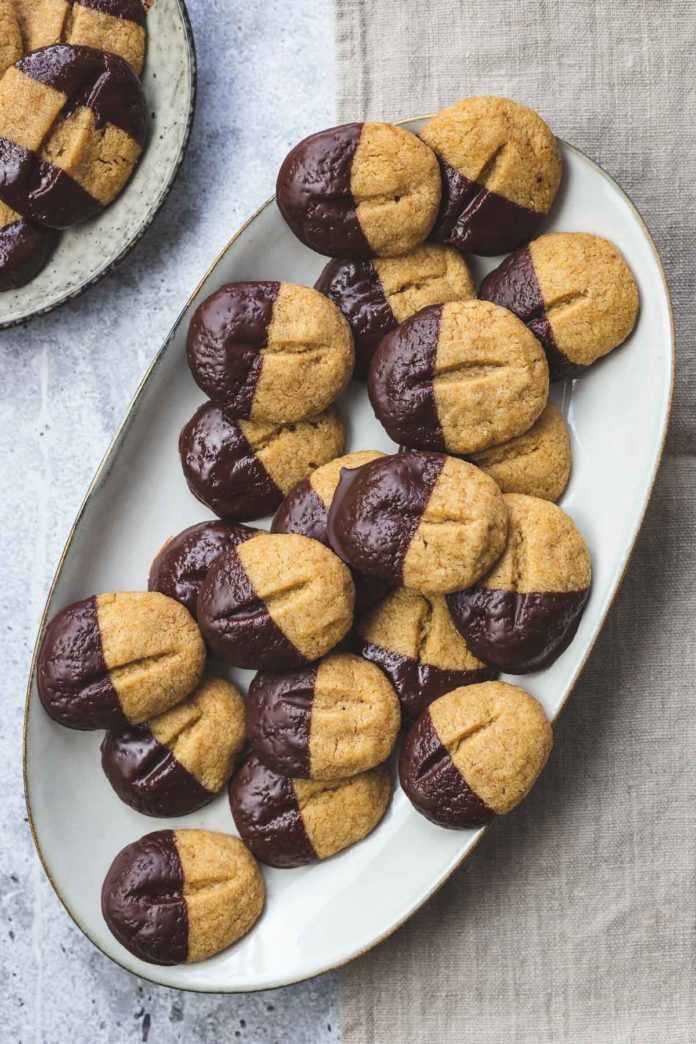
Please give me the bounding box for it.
[101,830,188,965]
[36,595,127,730]
[356,640,495,722]
[0,139,101,229]
[228,755,316,868]
[431,157,543,257]
[148,520,258,617]
[367,305,445,450]
[246,666,316,777]
[271,478,327,543]
[80,0,147,26]
[179,402,283,522]
[315,258,395,379]
[197,547,306,671]
[447,587,590,674]
[399,711,494,828]
[478,247,581,380]
[326,452,445,584]
[276,123,372,258]
[101,725,213,817]
[186,281,280,413]
[0,216,56,290]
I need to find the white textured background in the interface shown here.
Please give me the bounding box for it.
[0,1,339,1041]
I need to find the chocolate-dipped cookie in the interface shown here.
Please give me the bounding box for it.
[246,652,400,780]
[0,44,147,229]
[102,829,264,965]
[37,591,205,730]
[0,199,56,289]
[101,677,245,817]
[327,451,508,595]
[447,493,591,673]
[368,299,549,454]
[420,97,562,256]
[315,245,475,379]
[400,681,552,828]
[229,755,390,868]
[197,533,355,671]
[186,281,354,422]
[148,520,259,618]
[467,402,571,502]
[355,587,495,721]
[276,121,441,259]
[479,232,640,379]
[179,402,345,522]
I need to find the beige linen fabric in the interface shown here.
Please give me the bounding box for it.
[336,2,695,1041]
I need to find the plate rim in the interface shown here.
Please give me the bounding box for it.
[0,0,198,332]
[22,133,676,993]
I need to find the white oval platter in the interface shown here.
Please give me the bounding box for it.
[24,125,674,992]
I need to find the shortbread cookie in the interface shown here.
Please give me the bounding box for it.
[187,281,354,421]
[400,681,552,828]
[315,245,475,379]
[197,534,355,671]
[277,122,441,259]
[101,678,246,817]
[229,755,390,868]
[0,199,56,289]
[420,96,562,256]
[37,592,205,730]
[447,494,591,673]
[327,451,508,594]
[102,829,264,964]
[368,299,549,454]
[479,232,640,379]
[179,403,345,521]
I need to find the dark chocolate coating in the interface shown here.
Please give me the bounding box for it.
[0,46,148,229]
[478,247,581,379]
[315,258,395,379]
[197,547,306,671]
[80,0,147,26]
[179,402,282,522]
[431,157,543,257]
[367,305,445,450]
[276,123,372,259]
[186,281,280,413]
[229,755,316,868]
[0,217,56,290]
[326,452,445,584]
[399,711,494,828]
[271,478,327,543]
[36,595,127,730]
[246,666,317,777]
[356,640,495,721]
[101,830,188,965]
[101,726,213,817]
[148,520,258,617]
[447,587,590,674]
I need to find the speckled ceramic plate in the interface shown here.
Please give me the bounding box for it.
[0,0,196,330]
[24,124,674,992]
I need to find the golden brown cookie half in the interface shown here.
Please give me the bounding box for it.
[479,232,640,379]
[420,96,562,256]
[400,681,552,828]
[37,591,206,730]
[368,299,549,454]
[277,121,441,259]
[197,534,355,671]
[179,402,345,521]
[186,281,354,422]
[467,402,571,502]
[0,198,56,288]
[102,829,264,965]
[229,755,391,868]
[327,451,508,594]
[101,677,246,817]
[315,245,475,379]
[0,44,147,228]
[447,493,591,673]
[246,652,400,779]
[355,587,495,721]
